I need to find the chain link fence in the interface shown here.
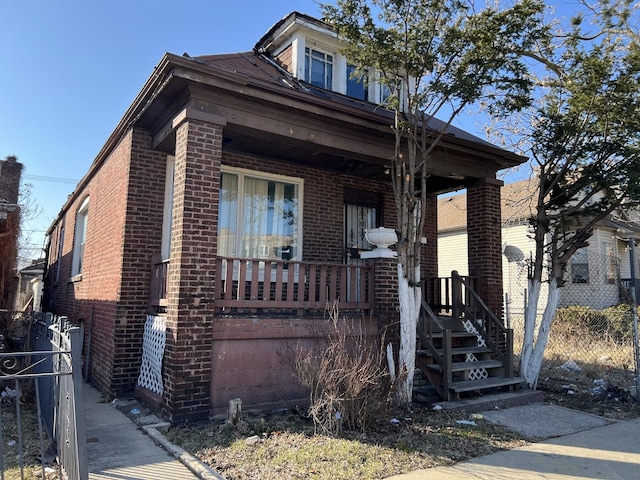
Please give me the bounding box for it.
[503,253,639,393]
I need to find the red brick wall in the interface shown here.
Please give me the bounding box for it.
[44,128,167,396]
[162,117,223,424]
[113,129,167,392]
[423,193,438,280]
[46,130,134,391]
[0,155,23,204]
[467,179,504,316]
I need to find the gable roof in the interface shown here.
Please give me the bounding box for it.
[439,178,537,232]
[438,177,640,236]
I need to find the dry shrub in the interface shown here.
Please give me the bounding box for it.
[512,305,637,389]
[290,303,389,435]
[554,305,636,343]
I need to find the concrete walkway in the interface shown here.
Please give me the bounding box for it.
[84,383,206,480]
[387,405,640,479]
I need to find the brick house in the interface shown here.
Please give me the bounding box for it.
[44,12,525,423]
[1,155,23,310]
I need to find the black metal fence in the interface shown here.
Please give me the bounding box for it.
[0,312,87,480]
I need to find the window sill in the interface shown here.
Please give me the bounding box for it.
[70,274,83,283]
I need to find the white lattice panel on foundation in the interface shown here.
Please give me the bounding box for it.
[137,314,166,395]
[462,319,488,381]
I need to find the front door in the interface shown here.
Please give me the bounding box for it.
[344,203,377,264]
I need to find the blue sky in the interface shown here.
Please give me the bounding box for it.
[1,0,534,263]
[1,1,323,261]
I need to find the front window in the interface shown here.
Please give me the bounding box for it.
[346,64,367,101]
[72,197,89,277]
[218,169,302,261]
[305,47,333,89]
[570,247,589,283]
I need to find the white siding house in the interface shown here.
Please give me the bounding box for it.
[438,179,640,316]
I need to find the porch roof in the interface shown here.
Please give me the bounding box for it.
[49,17,527,236]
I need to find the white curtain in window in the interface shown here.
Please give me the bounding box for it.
[242,177,269,257]
[218,171,298,260]
[218,173,238,257]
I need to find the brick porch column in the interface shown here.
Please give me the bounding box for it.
[163,109,226,424]
[373,257,400,344]
[467,178,504,317]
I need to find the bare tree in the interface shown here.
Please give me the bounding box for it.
[490,0,640,388]
[322,0,548,406]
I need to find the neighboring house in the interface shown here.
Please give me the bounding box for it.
[0,155,23,310]
[43,12,525,423]
[438,178,640,317]
[13,258,45,312]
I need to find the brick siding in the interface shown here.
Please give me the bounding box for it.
[467,179,504,316]
[162,117,223,423]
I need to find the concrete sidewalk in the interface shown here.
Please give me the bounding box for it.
[388,404,640,479]
[84,382,640,480]
[83,383,209,480]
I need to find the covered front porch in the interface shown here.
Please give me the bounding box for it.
[128,53,526,420]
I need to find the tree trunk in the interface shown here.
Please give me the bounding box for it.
[519,278,541,379]
[395,263,421,406]
[520,278,560,389]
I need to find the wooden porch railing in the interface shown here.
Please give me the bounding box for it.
[149,254,375,313]
[425,273,478,315]
[214,257,374,313]
[419,271,515,400]
[450,271,513,375]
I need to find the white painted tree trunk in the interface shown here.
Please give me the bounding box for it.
[520,278,560,389]
[519,278,541,379]
[395,263,421,405]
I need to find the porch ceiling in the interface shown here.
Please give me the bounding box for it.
[221,124,468,193]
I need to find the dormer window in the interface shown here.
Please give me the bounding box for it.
[346,64,368,101]
[259,13,408,109]
[305,47,333,89]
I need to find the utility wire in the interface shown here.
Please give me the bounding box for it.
[23,174,78,184]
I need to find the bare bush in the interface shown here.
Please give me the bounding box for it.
[289,303,389,435]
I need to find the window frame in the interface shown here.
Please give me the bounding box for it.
[71,196,89,279]
[218,166,304,262]
[304,46,334,90]
[346,64,368,101]
[161,155,175,261]
[54,222,65,283]
[570,247,590,284]
[602,240,617,285]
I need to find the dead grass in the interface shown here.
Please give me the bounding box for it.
[166,404,528,480]
[1,400,57,480]
[1,379,59,480]
[167,323,640,480]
